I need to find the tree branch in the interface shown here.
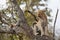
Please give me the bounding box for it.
[10,0,35,39]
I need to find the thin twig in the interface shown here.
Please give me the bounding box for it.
[53,9,59,40]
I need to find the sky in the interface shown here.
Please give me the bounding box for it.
[47,0,60,35]
[0,0,60,36]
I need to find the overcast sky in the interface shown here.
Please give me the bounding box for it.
[47,0,60,35]
[0,0,60,36]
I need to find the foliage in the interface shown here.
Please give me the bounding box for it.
[24,12,35,26]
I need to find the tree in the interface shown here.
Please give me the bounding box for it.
[0,0,53,40]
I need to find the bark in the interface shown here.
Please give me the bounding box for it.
[7,0,35,39]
